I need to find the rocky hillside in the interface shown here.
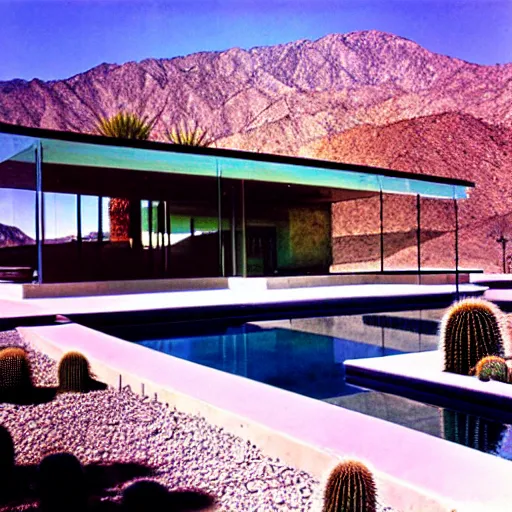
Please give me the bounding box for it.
[0,223,34,248]
[1,30,511,152]
[301,113,512,272]
[1,30,512,271]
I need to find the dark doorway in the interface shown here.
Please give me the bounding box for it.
[246,227,277,276]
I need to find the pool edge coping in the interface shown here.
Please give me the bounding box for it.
[344,350,512,403]
[17,322,511,512]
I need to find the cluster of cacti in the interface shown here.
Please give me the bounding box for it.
[0,346,105,403]
[0,347,33,403]
[471,355,509,383]
[322,460,377,512]
[440,298,507,376]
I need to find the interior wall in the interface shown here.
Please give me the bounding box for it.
[285,207,331,271]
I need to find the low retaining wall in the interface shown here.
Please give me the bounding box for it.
[268,273,473,289]
[22,277,230,299]
[18,323,512,511]
[22,273,475,299]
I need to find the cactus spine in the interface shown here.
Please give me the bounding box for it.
[472,355,509,383]
[322,460,377,512]
[0,347,33,403]
[58,351,92,393]
[440,298,506,375]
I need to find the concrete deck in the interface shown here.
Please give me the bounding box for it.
[18,322,512,512]
[471,273,512,284]
[0,283,486,322]
[471,274,512,292]
[485,289,512,306]
[345,350,512,412]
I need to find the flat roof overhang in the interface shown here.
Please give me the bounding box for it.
[0,122,474,200]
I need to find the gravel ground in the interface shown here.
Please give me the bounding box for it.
[0,330,395,511]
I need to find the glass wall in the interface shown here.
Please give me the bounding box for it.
[219,178,245,276]
[420,197,456,270]
[163,173,221,278]
[382,193,418,270]
[458,201,490,272]
[330,194,381,272]
[0,147,37,282]
[42,192,78,282]
[19,138,468,282]
[219,178,333,277]
[251,181,331,276]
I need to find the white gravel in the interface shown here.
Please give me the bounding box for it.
[0,330,396,511]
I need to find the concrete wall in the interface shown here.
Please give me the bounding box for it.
[277,206,331,271]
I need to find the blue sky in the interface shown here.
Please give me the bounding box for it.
[0,0,511,82]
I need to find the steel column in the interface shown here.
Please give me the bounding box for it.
[454,198,460,300]
[379,190,384,272]
[35,142,43,284]
[241,179,247,278]
[416,194,421,283]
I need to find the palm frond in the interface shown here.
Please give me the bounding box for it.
[166,120,212,147]
[96,111,154,140]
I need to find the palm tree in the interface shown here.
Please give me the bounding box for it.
[96,111,153,140]
[166,120,213,147]
[95,112,154,245]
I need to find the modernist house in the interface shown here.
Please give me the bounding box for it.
[0,122,473,284]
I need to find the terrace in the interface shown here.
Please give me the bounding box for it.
[2,123,509,511]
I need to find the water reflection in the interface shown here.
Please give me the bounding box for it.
[442,409,510,457]
[138,326,402,400]
[126,307,512,462]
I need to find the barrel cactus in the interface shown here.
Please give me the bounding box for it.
[439,298,507,375]
[0,347,33,403]
[58,351,93,393]
[322,460,377,512]
[472,355,509,383]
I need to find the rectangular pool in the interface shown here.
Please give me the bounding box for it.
[102,307,512,462]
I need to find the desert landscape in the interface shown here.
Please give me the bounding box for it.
[1,30,511,271]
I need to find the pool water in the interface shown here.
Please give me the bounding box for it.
[108,308,512,462]
[138,325,403,399]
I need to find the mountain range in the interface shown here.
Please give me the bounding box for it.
[1,30,511,271]
[0,223,34,248]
